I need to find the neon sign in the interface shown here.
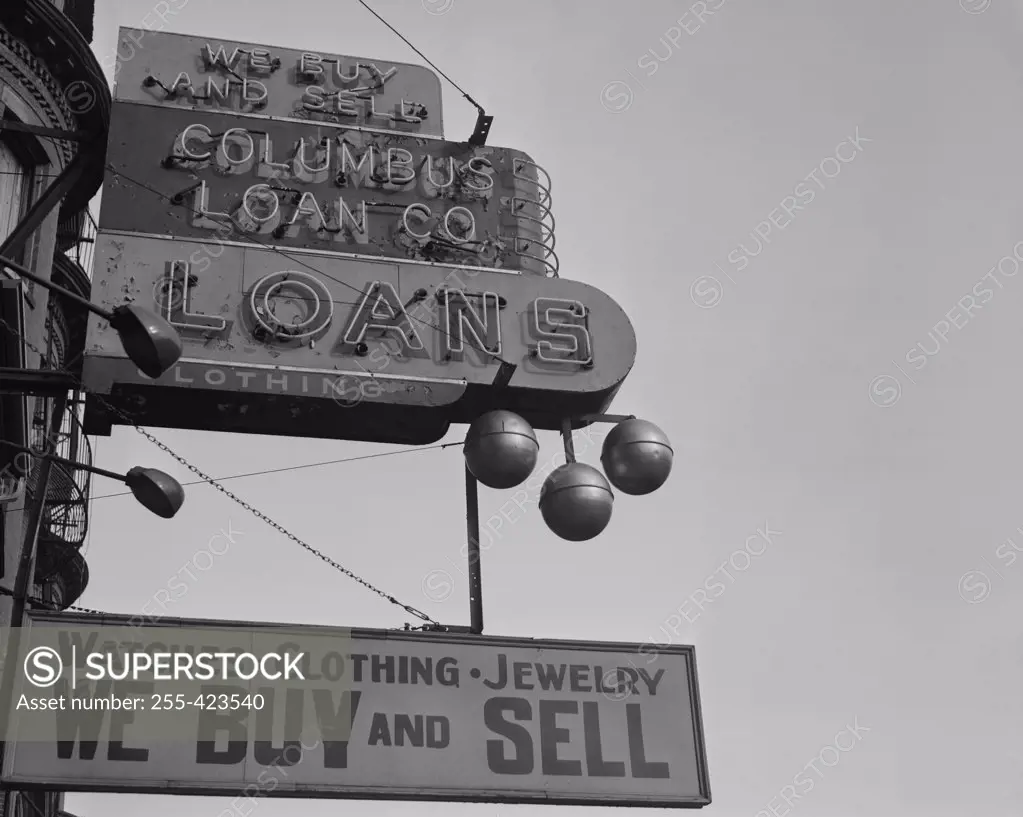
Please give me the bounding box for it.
[112,28,446,137]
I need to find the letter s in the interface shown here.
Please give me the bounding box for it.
[794,771,814,795]
[727,248,748,272]
[794,182,815,207]
[906,347,926,370]
[973,281,994,305]
[257,769,279,792]
[484,697,534,774]
[995,543,1017,567]
[637,54,659,77]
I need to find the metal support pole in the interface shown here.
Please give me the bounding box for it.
[465,466,483,634]
[0,152,89,263]
[561,417,576,463]
[0,258,111,321]
[0,440,124,483]
[0,398,59,811]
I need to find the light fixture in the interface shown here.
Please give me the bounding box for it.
[0,441,185,518]
[1,256,183,378]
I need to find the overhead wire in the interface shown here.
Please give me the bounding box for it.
[355,0,488,116]
[88,440,463,500]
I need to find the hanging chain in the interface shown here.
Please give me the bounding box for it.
[0,314,439,626]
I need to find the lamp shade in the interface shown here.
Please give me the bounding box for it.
[124,467,185,518]
[108,304,183,379]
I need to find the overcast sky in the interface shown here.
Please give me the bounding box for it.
[61,1,1022,815]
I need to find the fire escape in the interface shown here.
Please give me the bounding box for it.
[26,208,97,610]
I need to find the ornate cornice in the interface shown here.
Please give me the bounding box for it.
[0,0,111,214]
[0,26,74,167]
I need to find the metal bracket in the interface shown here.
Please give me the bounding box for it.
[0,368,77,396]
[467,111,494,146]
[577,413,636,424]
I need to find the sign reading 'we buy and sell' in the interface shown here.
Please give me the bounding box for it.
[4,613,711,808]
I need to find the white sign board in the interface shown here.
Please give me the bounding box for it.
[3,613,711,808]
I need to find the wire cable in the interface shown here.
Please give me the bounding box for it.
[89,440,463,500]
[356,0,487,114]
[0,314,440,627]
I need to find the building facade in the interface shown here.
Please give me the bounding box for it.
[0,1,109,813]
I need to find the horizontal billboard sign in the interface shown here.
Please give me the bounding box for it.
[3,612,710,808]
[111,28,445,137]
[101,102,551,275]
[81,232,635,444]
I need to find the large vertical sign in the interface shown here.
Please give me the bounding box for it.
[86,28,588,445]
[3,613,711,808]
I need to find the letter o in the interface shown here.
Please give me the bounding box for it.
[1013,241,1023,263]
[819,746,841,766]
[248,270,334,342]
[999,255,1020,277]
[820,157,842,178]
[218,128,254,172]
[730,549,752,571]
[745,534,768,557]
[208,534,230,556]
[192,549,215,572]
[402,203,433,239]
[282,743,304,765]
[234,653,259,680]
[444,206,476,243]
[835,730,857,752]
[242,184,280,226]
[205,369,227,386]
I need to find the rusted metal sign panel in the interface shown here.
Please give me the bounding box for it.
[3,612,710,808]
[111,27,445,137]
[81,232,634,443]
[100,102,553,275]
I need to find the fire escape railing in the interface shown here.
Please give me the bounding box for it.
[57,206,95,277]
[25,400,92,555]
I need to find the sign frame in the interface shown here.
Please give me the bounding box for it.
[3,611,712,809]
[80,231,636,443]
[99,101,549,274]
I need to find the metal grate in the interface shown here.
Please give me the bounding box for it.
[24,402,93,550]
[59,207,96,277]
[42,403,92,548]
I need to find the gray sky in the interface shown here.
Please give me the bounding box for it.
[65,0,1022,815]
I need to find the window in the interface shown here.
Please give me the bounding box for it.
[0,140,26,239]
[0,135,33,259]
[0,110,46,271]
